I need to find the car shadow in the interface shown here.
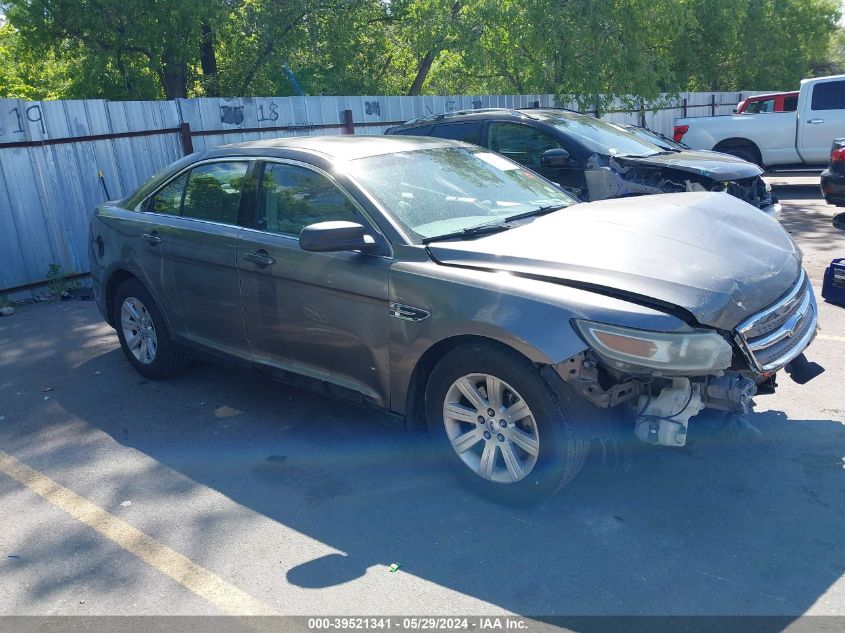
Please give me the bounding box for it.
[776,185,843,256]
[31,343,844,619]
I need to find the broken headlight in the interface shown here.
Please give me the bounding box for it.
[573,320,733,373]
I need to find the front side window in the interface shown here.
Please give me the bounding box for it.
[488,123,562,169]
[810,80,845,111]
[745,98,775,113]
[783,96,798,112]
[345,147,577,241]
[257,163,361,236]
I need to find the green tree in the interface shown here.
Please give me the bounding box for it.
[3,0,228,99]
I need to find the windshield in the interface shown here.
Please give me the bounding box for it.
[345,147,578,241]
[542,113,663,157]
[619,125,684,150]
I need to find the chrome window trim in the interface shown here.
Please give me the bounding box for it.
[134,157,257,221]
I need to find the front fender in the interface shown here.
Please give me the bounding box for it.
[388,260,691,415]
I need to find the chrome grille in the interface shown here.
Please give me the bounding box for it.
[735,272,818,372]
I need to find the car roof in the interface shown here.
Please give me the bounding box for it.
[743,91,799,100]
[391,107,587,131]
[215,134,459,161]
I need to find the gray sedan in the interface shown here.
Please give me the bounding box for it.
[89,136,819,504]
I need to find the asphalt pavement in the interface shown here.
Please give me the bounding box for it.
[0,180,843,623]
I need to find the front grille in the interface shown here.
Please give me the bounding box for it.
[735,272,818,372]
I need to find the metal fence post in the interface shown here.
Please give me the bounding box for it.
[682,98,687,117]
[639,98,646,127]
[179,123,194,155]
[711,94,716,117]
[342,110,355,135]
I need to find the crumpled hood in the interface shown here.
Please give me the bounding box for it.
[614,150,763,180]
[426,192,800,330]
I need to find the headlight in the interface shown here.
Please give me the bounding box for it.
[574,320,733,372]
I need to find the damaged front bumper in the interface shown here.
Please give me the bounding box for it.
[554,272,820,448]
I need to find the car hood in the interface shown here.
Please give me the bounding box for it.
[614,150,763,180]
[426,192,800,330]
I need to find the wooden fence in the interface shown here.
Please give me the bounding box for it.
[0,90,771,294]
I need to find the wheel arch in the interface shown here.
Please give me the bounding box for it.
[103,268,174,338]
[712,137,763,166]
[403,334,551,432]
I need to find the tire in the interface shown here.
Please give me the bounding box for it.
[113,278,191,379]
[424,342,589,505]
[719,146,760,167]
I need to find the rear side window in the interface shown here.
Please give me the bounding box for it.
[783,96,798,111]
[430,121,483,145]
[182,162,250,224]
[257,163,361,237]
[148,173,188,214]
[810,81,845,111]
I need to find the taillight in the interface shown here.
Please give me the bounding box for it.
[831,147,845,163]
[673,125,689,143]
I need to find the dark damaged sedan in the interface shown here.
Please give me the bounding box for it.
[387,108,780,218]
[90,136,818,504]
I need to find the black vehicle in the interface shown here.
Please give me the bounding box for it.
[387,108,780,218]
[821,138,845,207]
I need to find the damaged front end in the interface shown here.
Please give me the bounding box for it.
[583,154,780,218]
[554,272,820,447]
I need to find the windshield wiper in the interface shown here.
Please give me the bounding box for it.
[502,203,569,223]
[421,222,513,244]
[421,204,569,244]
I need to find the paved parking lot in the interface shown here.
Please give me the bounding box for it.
[1,181,844,620]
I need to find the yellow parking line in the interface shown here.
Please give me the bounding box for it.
[0,449,278,616]
[818,334,845,343]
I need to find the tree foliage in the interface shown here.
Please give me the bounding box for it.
[0,0,841,101]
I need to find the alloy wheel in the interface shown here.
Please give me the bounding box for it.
[120,296,158,365]
[442,373,539,483]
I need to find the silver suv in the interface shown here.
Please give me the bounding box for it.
[90,136,819,504]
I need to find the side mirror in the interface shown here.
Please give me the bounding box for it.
[299,221,379,253]
[833,213,845,231]
[540,148,570,168]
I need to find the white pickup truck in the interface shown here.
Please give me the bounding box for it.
[674,75,845,169]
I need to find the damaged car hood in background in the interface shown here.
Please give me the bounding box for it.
[426,192,800,330]
[614,150,763,180]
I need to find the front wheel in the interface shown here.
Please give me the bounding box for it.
[425,342,588,505]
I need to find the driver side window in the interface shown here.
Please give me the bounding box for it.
[488,123,562,170]
[256,162,362,237]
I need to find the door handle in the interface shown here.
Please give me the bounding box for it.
[243,250,275,267]
[141,232,162,245]
[808,118,824,125]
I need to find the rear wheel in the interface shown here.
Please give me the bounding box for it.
[425,342,588,505]
[113,279,191,379]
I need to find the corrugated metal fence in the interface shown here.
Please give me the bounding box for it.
[0,90,770,293]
